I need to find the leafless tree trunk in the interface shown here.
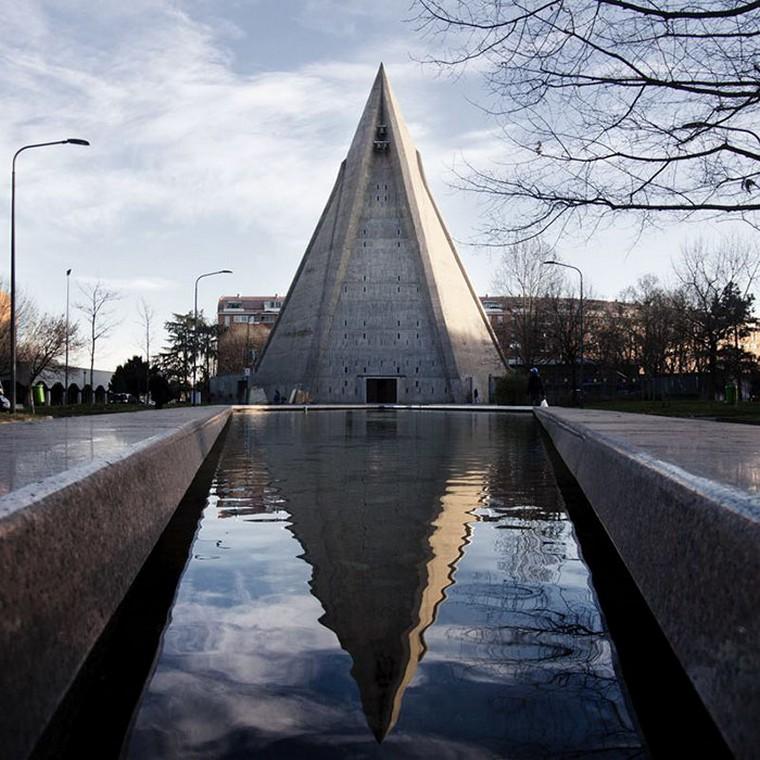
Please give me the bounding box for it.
[137,298,156,401]
[491,239,561,368]
[76,281,121,403]
[675,238,758,399]
[620,276,683,398]
[544,280,593,404]
[22,313,83,408]
[590,300,638,381]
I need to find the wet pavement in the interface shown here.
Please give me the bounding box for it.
[123,410,644,758]
[0,407,229,500]
[543,408,760,495]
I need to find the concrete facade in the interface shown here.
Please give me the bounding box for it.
[535,407,760,759]
[254,65,505,404]
[0,407,231,760]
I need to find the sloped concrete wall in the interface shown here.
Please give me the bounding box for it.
[0,408,231,760]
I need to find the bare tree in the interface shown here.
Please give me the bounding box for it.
[137,298,156,400]
[1,279,81,406]
[415,0,760,238]
[676,238,758,398]
[76,281,121,401]
[591,300,638,379]
[137,298,156,368]
[544,278,594,403]
[19,309,83,409]
[491,239,561,367]
[218,322,271,375]
[615,275,694,398]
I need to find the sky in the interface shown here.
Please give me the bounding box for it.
[0,0,752,370]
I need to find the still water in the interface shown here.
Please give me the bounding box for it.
[124,411,644,758]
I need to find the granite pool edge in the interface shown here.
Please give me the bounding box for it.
[535,407,759,760]
[0,406,232,760]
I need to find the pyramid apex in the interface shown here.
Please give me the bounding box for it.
[373,62,388,87]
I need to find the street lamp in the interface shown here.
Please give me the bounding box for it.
[64,268,72,405]
[193,269,232,405]
[543,260,584,405]
[10,138,90,412]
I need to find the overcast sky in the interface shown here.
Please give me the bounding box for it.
[0,0,749,370]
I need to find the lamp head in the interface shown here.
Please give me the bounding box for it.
[66,138,90,146]
[221,269,233,274]
[66,268,72,276]
[543,260,558,265]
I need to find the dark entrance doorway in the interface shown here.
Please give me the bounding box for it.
[366,378,397,403]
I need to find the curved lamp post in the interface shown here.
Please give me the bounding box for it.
[10,138,90,412]
[193,269,232,405]
[543,260,584,406]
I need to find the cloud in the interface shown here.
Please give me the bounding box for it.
[2,10,379,243]
[0,0,553,367]
[76,275,177,293]
[0,1,486,235]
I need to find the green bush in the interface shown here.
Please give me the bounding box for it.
[493,373,528,405]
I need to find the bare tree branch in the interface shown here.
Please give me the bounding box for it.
[414,0,760,238]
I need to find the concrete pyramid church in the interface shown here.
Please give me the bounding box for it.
[254,64,505,403]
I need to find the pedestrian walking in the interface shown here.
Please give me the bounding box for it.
[528,368,544,406]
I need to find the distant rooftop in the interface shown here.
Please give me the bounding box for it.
[218,296,283,312]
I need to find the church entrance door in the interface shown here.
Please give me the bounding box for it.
[366,378,397,403]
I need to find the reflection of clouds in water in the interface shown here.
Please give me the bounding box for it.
[132,672,353,757]
[134,667,505,760]
[125,412,642,758]
[165,594,335,660]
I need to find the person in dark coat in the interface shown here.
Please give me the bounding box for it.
[528,367,544,406]
[149,373,173,409]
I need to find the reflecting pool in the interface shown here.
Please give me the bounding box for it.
[124,411,644,758]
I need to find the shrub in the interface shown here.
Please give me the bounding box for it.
[493,373,528,405]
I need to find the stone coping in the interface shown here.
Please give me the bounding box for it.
[0,406,232,760]
[0,406,235,499]
[535,407,759,760]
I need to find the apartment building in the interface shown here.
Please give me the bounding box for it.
[217,295,284,374]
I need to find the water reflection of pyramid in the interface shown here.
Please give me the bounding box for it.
[259,411,483,741]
